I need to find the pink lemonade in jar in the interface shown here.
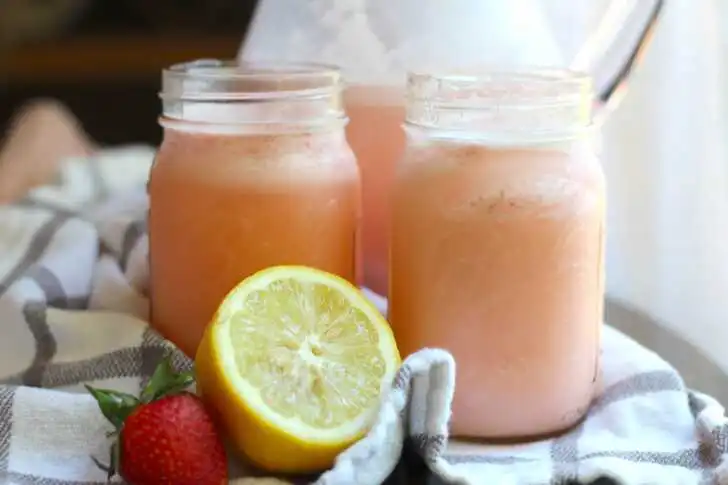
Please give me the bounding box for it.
[148,61,360,357]
[389,71,605,439]
[344,85,405,295]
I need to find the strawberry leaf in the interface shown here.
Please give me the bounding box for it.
[140,354,194,403]
[85,385,139,430]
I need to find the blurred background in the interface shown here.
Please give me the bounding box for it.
[3,0,728,403]
[0,0,257,146]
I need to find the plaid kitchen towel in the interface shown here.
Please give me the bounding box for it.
[1,147,728,485]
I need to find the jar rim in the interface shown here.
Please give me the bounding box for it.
[160,59,344,102]
[159,59,347,132]
[407,67,590,84]
[406,68,592,108]
[405,67,594,142]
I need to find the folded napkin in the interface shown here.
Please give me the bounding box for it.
[1,147,728,485]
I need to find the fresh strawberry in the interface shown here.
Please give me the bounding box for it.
[86,356,227,485]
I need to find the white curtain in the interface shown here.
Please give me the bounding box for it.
[549,0,728,398]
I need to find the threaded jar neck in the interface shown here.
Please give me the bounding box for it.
[159,59,346,134]
[405,69,594,144]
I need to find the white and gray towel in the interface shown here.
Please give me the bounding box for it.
[1,147,728,485]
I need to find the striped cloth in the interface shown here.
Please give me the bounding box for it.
[1,146,728,485]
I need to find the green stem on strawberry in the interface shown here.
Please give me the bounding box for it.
[86,354,195,481]
[140,355,195,403]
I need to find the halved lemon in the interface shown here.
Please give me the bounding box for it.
[195,265,401,474]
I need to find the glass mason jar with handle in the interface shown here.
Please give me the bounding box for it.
[240,0,663,296]
[148,60,361,358]
[389,69,605,440]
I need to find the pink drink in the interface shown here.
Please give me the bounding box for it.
[149,129,359,357]
[344,85,405,295]
[148,61,360,357]
[389,71,605,439]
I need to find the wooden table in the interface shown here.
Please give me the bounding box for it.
[1,34,242,85]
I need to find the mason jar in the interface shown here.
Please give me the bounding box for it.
[149,60,361,357]
[389,69,605,439]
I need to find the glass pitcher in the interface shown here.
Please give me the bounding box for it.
[239,0,664,295]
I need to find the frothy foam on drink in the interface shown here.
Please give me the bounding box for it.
[406,142,600,219]
[159,120,357,184]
